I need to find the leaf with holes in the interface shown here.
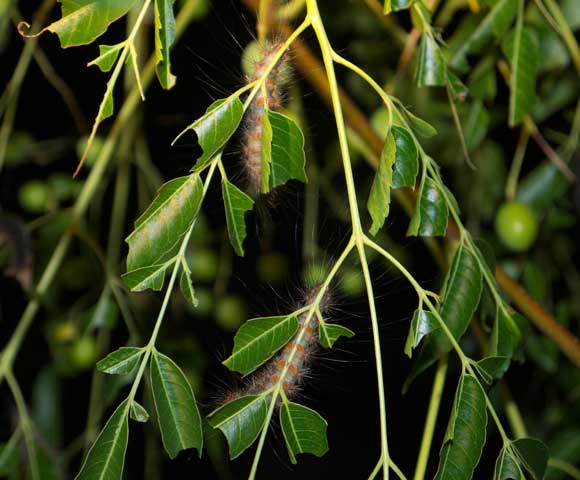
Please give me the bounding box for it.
[223,315,299,375]
[150,350,203,459]
[434,374,487,480]
[319,323,355,349]
[407,177,449,236]
[173,96,244,170]
[19,0,139,48]
[280,401,329,464]
[367,131,395,235]
[125,174,203,274]
[222,179,254,257]
[207,394,269,459]
[154,0,176,89]
[266,110,307,189]
[75,399,130,480]
[97,347,143,375]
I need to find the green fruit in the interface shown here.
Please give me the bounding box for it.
[495,202,539,252]
[215,295,247,332]
[188,249,219,282]
[19,180,50,213]
[53,321,78,343]
[339,267,365,297]
[68,336,98,371]
[241,40,261,77]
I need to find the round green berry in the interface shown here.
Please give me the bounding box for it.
[495,202,539,252]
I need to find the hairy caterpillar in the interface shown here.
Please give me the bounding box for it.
[241,38,291,194]
[219,284,333,405]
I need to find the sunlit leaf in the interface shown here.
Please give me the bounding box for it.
[121,262,172,292]
[207,394,269,459]
[150,350,203,459]
[173,96,244,170]
[280,401,329,464]
[154,0,177,89]
[223,315,299,375]
[391,126,419,188]
[97,347,143,375]
[87,43,124,72]
[125,174,203,273]
[407,177,449,236]
[75,399,130,480]
[19,0,138,48]
[416,35,447,87]
[179,260,197,306]
[404,309,439,358]
[267,110,307,189]
[130,401,149,423]
[319,323,355,349]
[222,179,254,257]
[434,374,487,480]
[367,131,395,235]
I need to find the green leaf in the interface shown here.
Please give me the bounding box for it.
[150,350,203,459]
[173,96,244,170]
[468,57,497,101]
[434,374,487,480]
[179,260,197,306]
[266,110,307,189]
[0,433,20,477]
[97,78,115,123]
[450,0,518,70]
[493,447,523,479]
[490,308,522,358]
[447,71,468,101]
[406,244,482,386]
[75,399,130,480]
[96,347,143,375]
[280,401,329,464]
[121,262,172,292]
[516,161,567,210]
[407,177,449,236]
[207,394,269,459]
[130,401,149,423]
[476,355,510,382]
[512,438,549,480]
[154,0,177,89]
[87,43,124,72]
[319,323,355,349]
[464,101,490,151]
[367,131,395,235]
[416,35,447,87]
[404,309,440,358]
[21,0,139,48]
[391,126,419,188]
[391,0,414,11]
[223,315,299,375]
[125,174,203,273]
[396,103,438,137]
[222,179,254,257]
[503,24,538,126]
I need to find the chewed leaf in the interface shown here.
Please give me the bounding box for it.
[434,374,487,480]
[407,177,449,236]
[222,179,254,257]
[19,0,139,48]
[392,126,418,188]
[367,131,395,235]
[280,401,329,464]
[75,399,130,480]
[125,174,203,273]
[267,110,307,189]
[154,0,177,89]
[173,96,244,170]
[150,350,203,459]
[88,43,124,72]
[96,347,143,375]
[319,323,355,349]
[404,309,439,358]
[223,315,299,375]
[416,34,447,87]
[207,394,269,459]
